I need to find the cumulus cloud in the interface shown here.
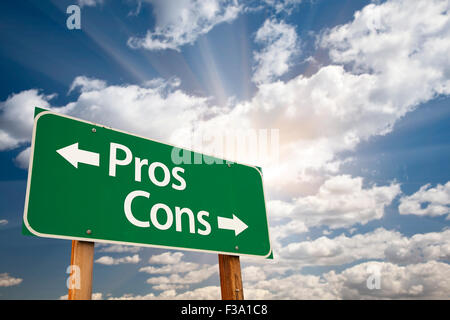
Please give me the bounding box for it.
[145,264,217,286]
[95,254,141,265]
[0,273,23,287]
[76,0,104,7]
[326,261,450,299]
[263,0,303,14]
[96,243,142,253]
[0,90,56,151]
[278,228,450,266]
[64,79,213,144]
[148,252,184,265]
[270,175,400,230]
[384,229,450,264]
[0,76,218,170]
[399,182,450,218]
[244,260,450,299]
[140,251,218,290]
[321,0,450,107]
[270,219,308,245]
[160,286,220,299]
[127,0,241,51]
[106,260,450,299]
[107,284,277,299]
[60,292,103,300]
[68,76,107,94]
[252,19,299,84]
[242,265,268,283]
[108,286,220,300]
[13,147,31,169]
[139,261,200,275]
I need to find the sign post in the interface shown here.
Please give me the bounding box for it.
[68,240,94,300]
[23,109,272,299]
[218,254,244,300]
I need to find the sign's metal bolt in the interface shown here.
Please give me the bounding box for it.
[86,229,92,235]
[92,128,96,133]
[235,245,239,250]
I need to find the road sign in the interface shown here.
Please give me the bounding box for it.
[23,109,272,258]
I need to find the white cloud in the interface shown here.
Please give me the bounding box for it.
[13,147,31,169]
[321,0,450,107]
[246,272,335,299]
[399,182,450,218]
[252,19,299,84]
[77,0,104,7]
[108,284,273,299]
[95,254,140,265]
[104,260,450,299]
[270,219,308,245]
[384,229,450,264]
[96,243,142,253]
[151,284,187,291]
[108,286,220,300]
[64,79,211,144]
[0,77,215,170]
[0,273,23,287]
[326,261,450,299]
[162,286,220,299]
[59,292,103,300]
[107,292,156,300]
[148,252,184,265]
[263,0,302,14]
[91,292,103,300]
[68,76,107,94]
[139,251,218,292]
[146,264,217,286]
[0,90,56,151]
[278,228,450,266]
[242,265,267,283]
[245,260,450,299]
[139,261,200,274]
[242,0,450,195]
[127,0,242,51]
[279,228,392,266]
[270,175,400,230]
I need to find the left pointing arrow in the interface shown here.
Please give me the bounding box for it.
[56,142,100,168]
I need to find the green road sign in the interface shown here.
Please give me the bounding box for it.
[23,109,272,258]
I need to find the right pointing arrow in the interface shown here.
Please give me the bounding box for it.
[217,214,248,236]
[57,142,100,168]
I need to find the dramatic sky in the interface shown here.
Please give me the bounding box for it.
[1,0,450,299]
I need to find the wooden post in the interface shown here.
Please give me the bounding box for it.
[68,240,95,300]
[218,254,244,300]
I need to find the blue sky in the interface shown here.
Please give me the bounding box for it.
[0,0,449,299]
